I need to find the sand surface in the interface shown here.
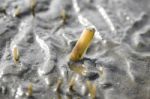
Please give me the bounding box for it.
[0,0,150,99]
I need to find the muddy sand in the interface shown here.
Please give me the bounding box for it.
[0,0,150,99]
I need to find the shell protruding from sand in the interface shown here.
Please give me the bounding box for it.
[70,27,95,62]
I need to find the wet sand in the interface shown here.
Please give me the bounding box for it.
[0,0,150,99]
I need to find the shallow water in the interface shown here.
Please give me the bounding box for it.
[0,0,150,99]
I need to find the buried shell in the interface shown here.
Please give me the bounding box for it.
[60,9,69,24]
[55,78,63,92]
[68,75,77,92]
[27,83,33,97]
[30,0,36,16]
[69,63,87,76]
[86,80,96,99]
[12,46,20,64]
[14,6,20,17]
[55,78,63,99]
